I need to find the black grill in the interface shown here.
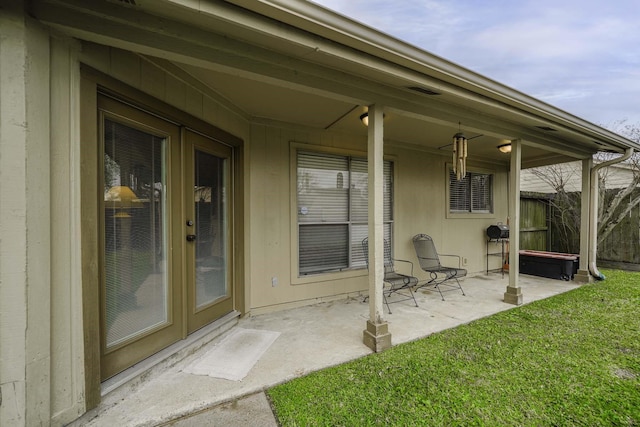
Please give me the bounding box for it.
[487,224,509,240]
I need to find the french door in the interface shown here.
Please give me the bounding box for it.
[99,96,233,380]
[185,130,233,332]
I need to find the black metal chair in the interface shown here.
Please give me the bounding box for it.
[412,234,466,300]
[362,237,419,314]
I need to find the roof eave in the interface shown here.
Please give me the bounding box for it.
[223,0,639,152]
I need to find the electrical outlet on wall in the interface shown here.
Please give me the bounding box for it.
[271,277,278,287]
[462,257,468,266]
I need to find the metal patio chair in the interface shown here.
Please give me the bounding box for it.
[412,234,466,301]
[362,237,419,314]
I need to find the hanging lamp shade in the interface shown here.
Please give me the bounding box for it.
[359,111,385,126]
[497,143,512,153]
[452,132,468,181]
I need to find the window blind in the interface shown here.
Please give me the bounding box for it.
[471,173,492,212]
[299,224,349,273]
[449,169,493,213]
[298,151,393,274]
[449,170,471,212]
[297,152,349,223]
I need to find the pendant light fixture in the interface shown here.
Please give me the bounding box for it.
[359,111,385,126]
[497,143,512,153]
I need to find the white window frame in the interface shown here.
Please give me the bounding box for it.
[290,143,395,283]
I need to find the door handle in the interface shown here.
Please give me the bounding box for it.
[186,234,197,242]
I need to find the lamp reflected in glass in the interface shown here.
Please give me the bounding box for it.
[105,185,144,217]
[105,185,144,307]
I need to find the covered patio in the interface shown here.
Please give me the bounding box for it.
[6,1,640,425]
[74,273,579,426]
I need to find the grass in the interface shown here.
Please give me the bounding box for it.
[267,270,640,426]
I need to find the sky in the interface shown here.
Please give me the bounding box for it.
[312,0,640,134]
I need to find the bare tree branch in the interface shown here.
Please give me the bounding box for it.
[598,193,640,244]
[598,173,640,231]
[524,121,640,258]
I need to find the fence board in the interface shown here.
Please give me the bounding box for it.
[520,198,548,251]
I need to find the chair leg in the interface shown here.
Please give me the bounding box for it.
[385,284,420,312]
[410,287,418,307]
[415,278,445,300]
[456,278,466,296]
[434,277,464,301]
[383,292,392,314]
[363,291,393,314]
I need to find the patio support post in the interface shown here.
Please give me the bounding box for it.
[0,7,53,424]
[504,139,523,305]
[575,157,594,283]
[363,104,391,352]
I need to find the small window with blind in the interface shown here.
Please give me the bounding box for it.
[297,151,393,275]
[449,169,493,214]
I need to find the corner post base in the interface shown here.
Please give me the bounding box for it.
[574,269,594,284]
[363,320,391,352]
[504,286,523,305]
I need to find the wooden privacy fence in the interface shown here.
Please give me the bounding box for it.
[520,192,640,265]
[599,201,640,264]
[519,197,549,252]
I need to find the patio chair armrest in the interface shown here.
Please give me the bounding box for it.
[438,253,462,268]
[392,257,414,275]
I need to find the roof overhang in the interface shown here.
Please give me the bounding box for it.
[31,0,640,166]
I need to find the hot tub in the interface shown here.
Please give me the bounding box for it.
[519,250,579,281]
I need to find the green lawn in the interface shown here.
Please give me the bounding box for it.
[267,270,640,426]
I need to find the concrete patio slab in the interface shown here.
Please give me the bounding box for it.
[161,393,277,427]
[70,273,579,426]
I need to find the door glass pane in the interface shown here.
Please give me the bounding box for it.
[104,119,168,349]
[194,150,228,308]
